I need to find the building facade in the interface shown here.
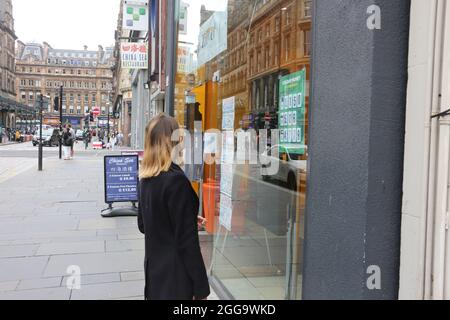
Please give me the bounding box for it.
[0,0,16,101]
[0,0,31,136]
[15,42,114,129]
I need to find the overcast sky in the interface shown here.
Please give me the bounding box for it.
[13,0,119,50]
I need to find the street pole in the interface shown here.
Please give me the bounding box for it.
[38,94,43,171]
[59,85,63,159]
[165,0,177,117]
[107,110,110,143]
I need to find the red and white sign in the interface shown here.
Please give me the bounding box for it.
[121,42,148,69]
[93,142,103,150]
[92,107,100,116]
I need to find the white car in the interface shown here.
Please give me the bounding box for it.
[260,145,307,190]
[75,130,84,141]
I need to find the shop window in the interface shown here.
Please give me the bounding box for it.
[173,0,311,300]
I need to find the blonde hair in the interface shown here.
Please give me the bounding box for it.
[140,113,180,179]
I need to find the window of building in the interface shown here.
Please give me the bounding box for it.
[304,30,311,56]
[304,0,312,18]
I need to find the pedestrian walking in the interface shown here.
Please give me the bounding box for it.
[83,129,90,150]
[62,127,73,160]
[110,134,117,151]
[137,113,210,300]
[68,125,76,159]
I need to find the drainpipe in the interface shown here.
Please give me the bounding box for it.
[432,0,450,300]
[422,0,443,299]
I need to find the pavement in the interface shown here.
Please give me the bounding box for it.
[0,141,218,300]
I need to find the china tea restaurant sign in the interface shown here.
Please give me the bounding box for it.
[121,43,148,69]
[278,69,307,155]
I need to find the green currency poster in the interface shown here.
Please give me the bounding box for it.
[278,69,306,155]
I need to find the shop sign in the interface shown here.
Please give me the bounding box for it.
[278,69,307,155]
[123,0,149,32]
[104,155,139,204]
[222,96,235,131]
[121,42,148,69]
[197,11,227,67]
[219,96,236,231]
[177,45,191,74]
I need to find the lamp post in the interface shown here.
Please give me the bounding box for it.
[37,94,49,171]
[59,85,63,160]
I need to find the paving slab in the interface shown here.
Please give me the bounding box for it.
[0,287,71,300]
[120,271,145,282]
[0,280,19,292]
[106,239,144,252]
[44,251,144,278]
[0,256,50,282]
[70,280,144,300]
[17,277,62,290]
[36,241,105,256]
[0,244,38,258]
[62,273,121,286]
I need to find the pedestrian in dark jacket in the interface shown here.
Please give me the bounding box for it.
[138,113,210,300]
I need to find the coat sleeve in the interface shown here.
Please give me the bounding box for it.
[137,182,145,234]
[166,174,210,299]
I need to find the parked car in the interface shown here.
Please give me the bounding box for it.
[75,130,84,141]
[260,145,307,190]
[33,129,60,147]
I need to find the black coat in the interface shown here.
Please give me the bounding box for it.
[138,163,210,300]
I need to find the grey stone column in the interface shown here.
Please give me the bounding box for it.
[302,0,410,299]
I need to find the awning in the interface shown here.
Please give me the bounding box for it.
[0,96,35,115]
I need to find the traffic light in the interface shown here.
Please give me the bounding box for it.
[89,112,94,122]
[54,96,59,112]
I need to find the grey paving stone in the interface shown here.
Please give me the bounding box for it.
[0,287,71,300]
[36,241,105,256]
[70,280,144,300]
[0,244,38,258]
[44,251,144,277]
[97,227,140,236]
[78,218,122,230]
[18,277,62,290]
[117,234,144,240]
[62,273,121,286]
[113,296,144,300]
[0,256,49,282]
[120,271,145,282]
[0,280,19,292]
[0,216,79,234]
[106,239,144,252]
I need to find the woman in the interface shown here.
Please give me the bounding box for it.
[62,127,73,160]
[138,113,210,300]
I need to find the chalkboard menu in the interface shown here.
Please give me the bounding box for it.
[104,155,139,204]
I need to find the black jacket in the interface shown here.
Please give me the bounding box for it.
[138,163,210,300]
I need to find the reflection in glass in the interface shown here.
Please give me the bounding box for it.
[174,0,312,300]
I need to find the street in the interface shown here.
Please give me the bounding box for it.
[0,141,217,300]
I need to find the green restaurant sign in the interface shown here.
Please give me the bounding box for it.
[278,69,306,155]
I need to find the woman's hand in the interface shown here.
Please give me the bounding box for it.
[197,216,207,230]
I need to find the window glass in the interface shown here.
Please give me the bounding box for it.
[174,0,311,300]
